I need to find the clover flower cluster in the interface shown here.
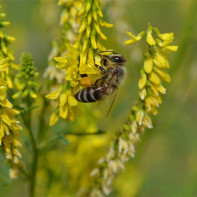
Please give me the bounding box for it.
[46,0,113,126]
[88,25,178,197]
[0,7,22,179]
[13,52,38,101]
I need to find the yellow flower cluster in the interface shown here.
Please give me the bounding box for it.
[0,9,22,179]
[87,25,178,196]
[47,0,113,126]
[13,52,38,100]
[46,46,79,126]
[44,0,82,84]
[73,0,113,75]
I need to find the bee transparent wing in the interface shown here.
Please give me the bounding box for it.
[106,86,118,117]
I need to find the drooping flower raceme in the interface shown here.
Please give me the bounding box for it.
[0,7,22,179]
[46,0,113,126]
[87,24,178,196]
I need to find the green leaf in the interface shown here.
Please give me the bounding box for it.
[57,136,70,145]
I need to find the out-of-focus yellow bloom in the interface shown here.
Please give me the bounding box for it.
[0,8,22,179]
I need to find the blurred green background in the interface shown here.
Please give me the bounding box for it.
[0,0,197,196]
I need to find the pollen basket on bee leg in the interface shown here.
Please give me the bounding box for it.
[80,76,93,86]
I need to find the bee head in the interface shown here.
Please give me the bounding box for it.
[98,51,127,66]
[108,54,126,65]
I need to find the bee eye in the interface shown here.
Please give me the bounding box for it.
[110,56,124,63]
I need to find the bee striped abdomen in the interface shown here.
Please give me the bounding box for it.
[75,87,104,103]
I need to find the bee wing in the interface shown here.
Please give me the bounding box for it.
[106,86,118,117]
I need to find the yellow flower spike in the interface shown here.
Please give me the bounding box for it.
[0,8,22,176]
[164,45,178,52]
[149,72,161,85]
[89,25,177,196]
[49,111,59,126]
[146,25,156,45]
[144,55,153,74]
[139,88,147,100]
[138,74,147,89]
[154,66,171,83]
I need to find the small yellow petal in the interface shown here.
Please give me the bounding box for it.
[68,91,78,106]
[49,112,59,126]
[164,45,178,52]
[142,114,153,128]
[153,52,169,69]
[144,57,153,73]
[149,72,161,85]
[138,75,147,89]
[139,88,147,100]
[154,67,171,83]
[136,110,144,125]
[46,89,61,100]
[158,32,174,41]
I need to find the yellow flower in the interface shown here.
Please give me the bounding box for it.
[124,31,145,45]
[144,54,153,74]
[138,74,147,89]
[146,25,156,45]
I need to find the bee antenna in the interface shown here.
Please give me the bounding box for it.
[98,50,115,54]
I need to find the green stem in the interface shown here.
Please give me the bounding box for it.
[38,130,106,150]
[23,97,39,197]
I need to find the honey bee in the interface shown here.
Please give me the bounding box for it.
[74,51,126,114]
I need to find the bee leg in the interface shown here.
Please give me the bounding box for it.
[80,74,88,78]
[95,64,106,74]
[93,78,103,86]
